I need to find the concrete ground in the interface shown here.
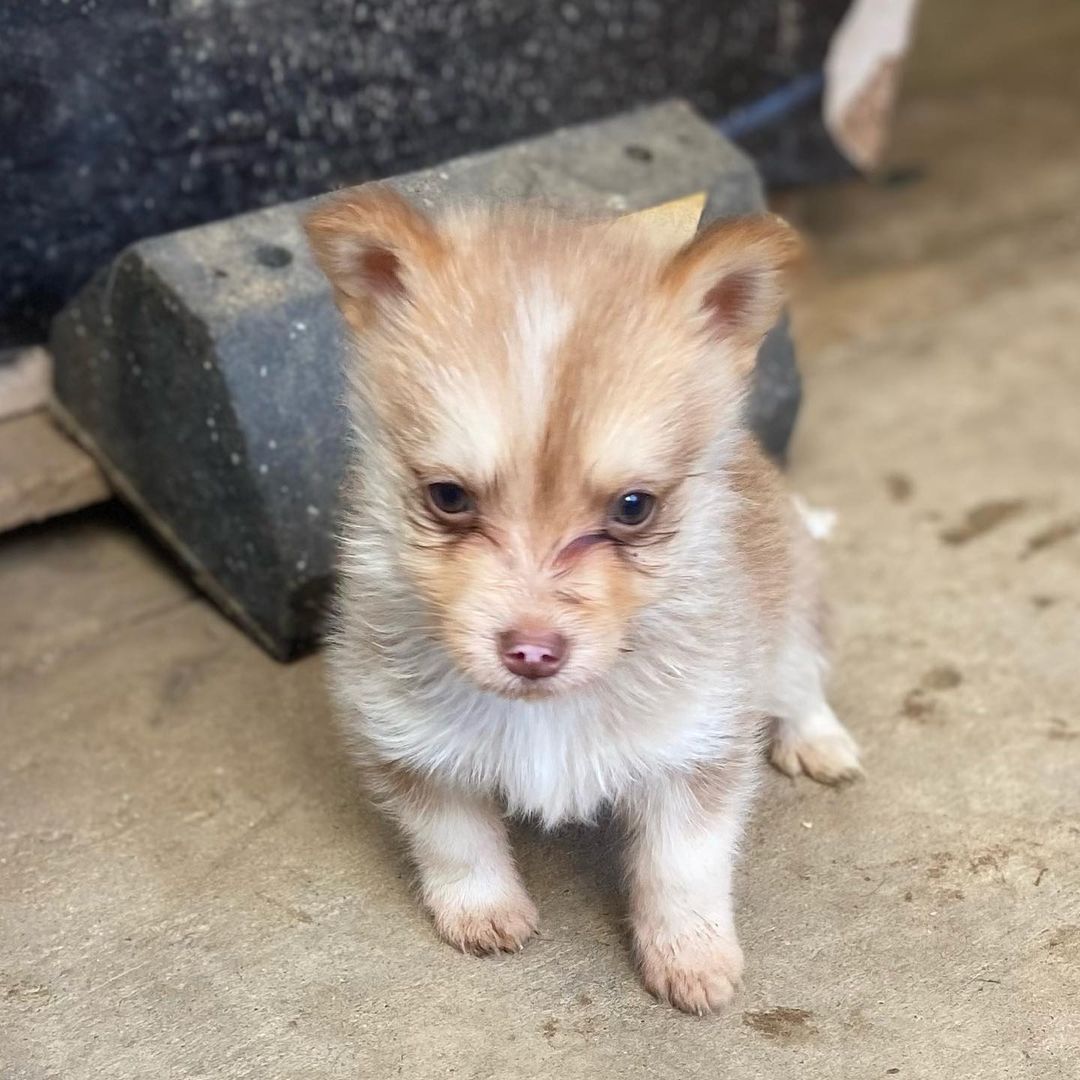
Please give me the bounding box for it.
[3,2,1079,1076]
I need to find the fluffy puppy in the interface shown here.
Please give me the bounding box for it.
[305,188,860,1015]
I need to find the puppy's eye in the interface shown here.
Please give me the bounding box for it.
[426,482,475,519]
[610,490,656,528]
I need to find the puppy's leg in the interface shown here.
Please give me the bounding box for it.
[378,768,538,955]
[624,763,753,1015]
[767,616,861,784]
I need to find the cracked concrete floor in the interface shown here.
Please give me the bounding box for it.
[3,2,1079,1076]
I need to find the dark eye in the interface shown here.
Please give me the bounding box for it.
[426,482,475,519]
[610,490,656,528]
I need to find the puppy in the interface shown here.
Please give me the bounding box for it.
[304,188,860,1015]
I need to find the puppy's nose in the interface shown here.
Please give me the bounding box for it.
[498,629,567,679]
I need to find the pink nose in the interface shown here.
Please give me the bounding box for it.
[498,629,568,680]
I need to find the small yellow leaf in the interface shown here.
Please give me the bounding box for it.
[620,191,706,245]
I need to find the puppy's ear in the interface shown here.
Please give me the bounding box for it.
[304,185,445,331]
[660,215,802,372]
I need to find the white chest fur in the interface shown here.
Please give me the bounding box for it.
[333,648,758,827]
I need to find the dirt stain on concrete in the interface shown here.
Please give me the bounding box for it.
[922,665,963,691]
[152,650,220,725]
[940,499,1026,545]
[884,472,914,502]
[969,845,1013,875]
[1021,517,1080,558]
[902,688,936,721]
[926,852,955,879]
[743,1007,818,1042]
[1047,718,1079,741]
[903,666,963,721]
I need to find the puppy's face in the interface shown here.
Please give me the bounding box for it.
[307,190,798,698]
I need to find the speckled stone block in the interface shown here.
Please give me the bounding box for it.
[50,100,799,659]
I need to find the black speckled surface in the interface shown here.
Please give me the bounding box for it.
[49,102,801,659]
[2,0,850,344]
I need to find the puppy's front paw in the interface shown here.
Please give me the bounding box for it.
[635,926,744,1015]
[770,706,862,785]
[431,888,539,956]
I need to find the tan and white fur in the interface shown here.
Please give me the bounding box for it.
[304,188,860,1015]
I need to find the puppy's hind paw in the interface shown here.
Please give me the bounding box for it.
[770,707,862,785]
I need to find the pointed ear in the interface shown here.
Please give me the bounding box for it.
[660,214,802,371]
[304,185,445,330]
